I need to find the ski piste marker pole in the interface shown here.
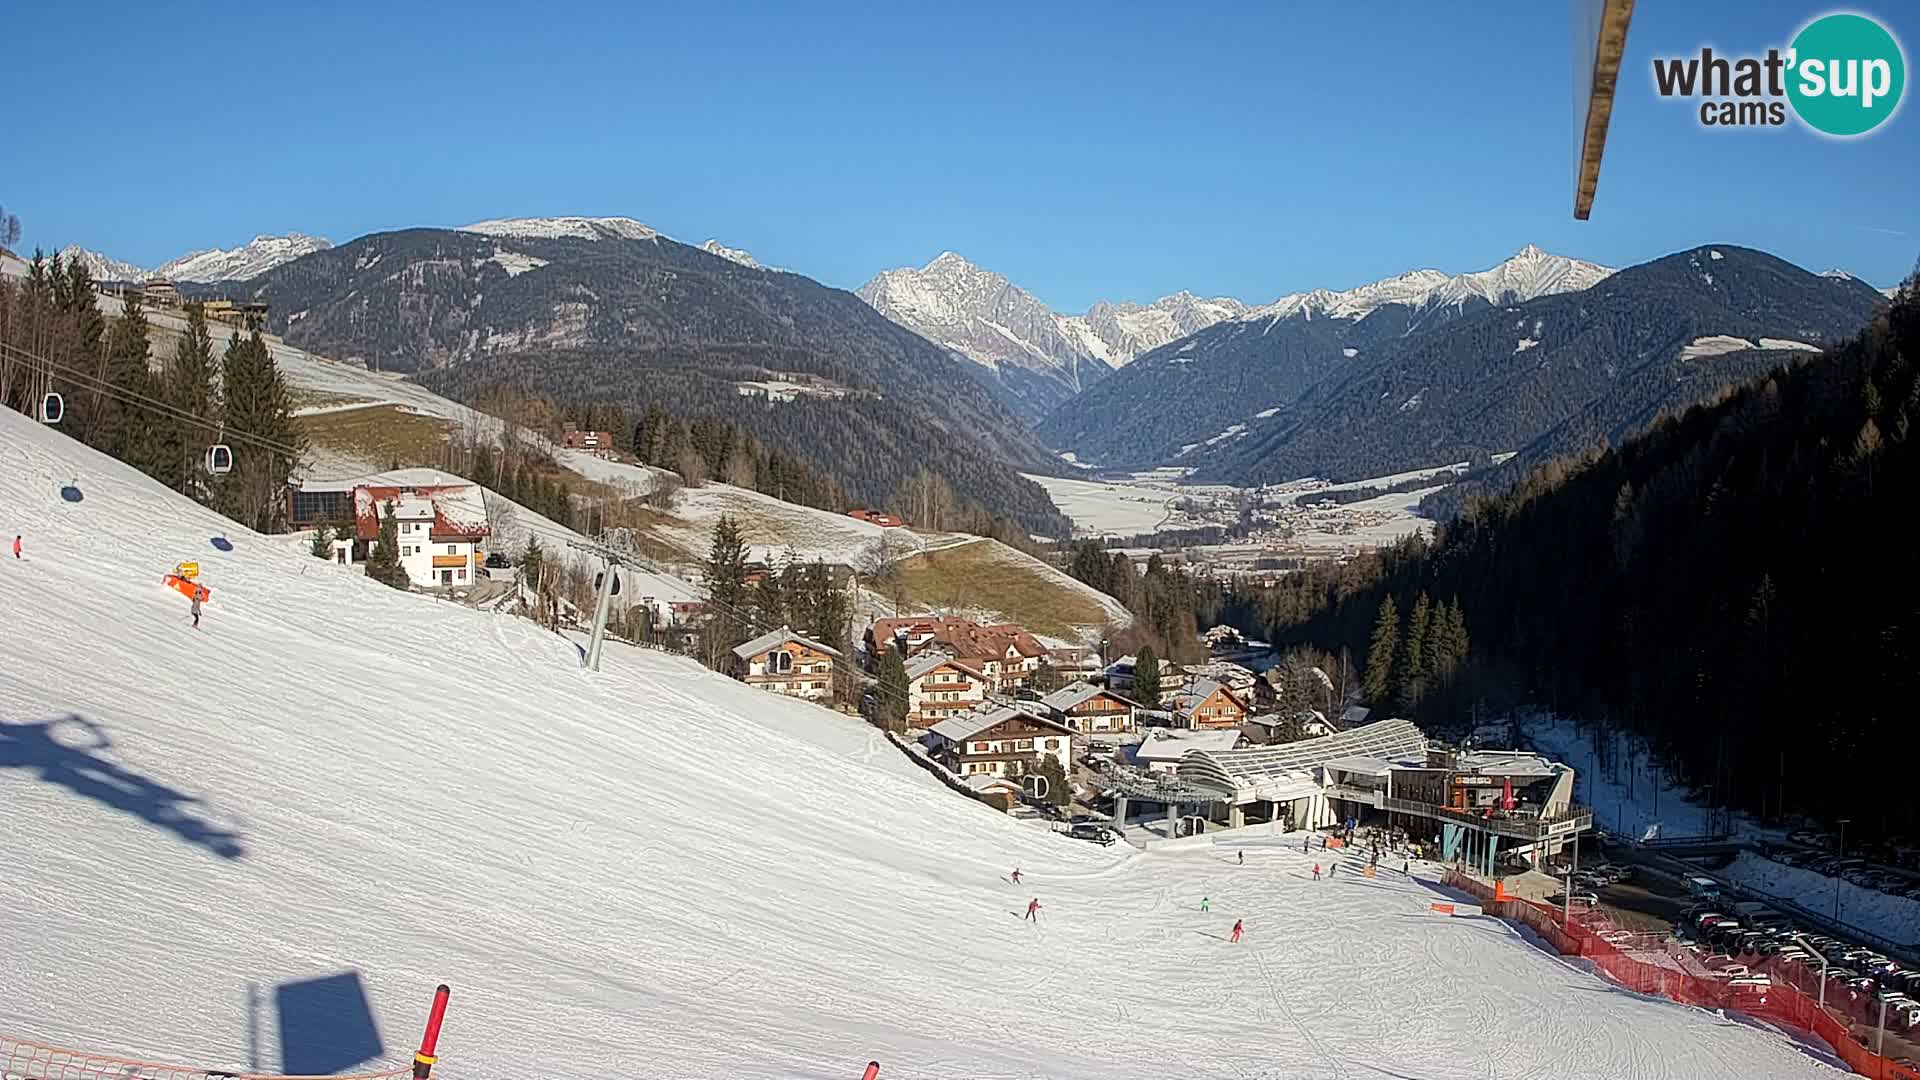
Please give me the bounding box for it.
[414,984,451,1078]
[862,1061,880,1080]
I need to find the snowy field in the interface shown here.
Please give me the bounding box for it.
[1021,473,1178,536]
[0,411,1846,1080]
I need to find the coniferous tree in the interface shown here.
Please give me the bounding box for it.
[805,559,852,655]
[1035,753,1070,807]
[702,514,752,665]
[365,502,408,589]
[1133,644,1162,707]
[217,329,303,532]
[1398,592,1432,711]
[103,294,176,482]
[165,302,220,500]
[1362,595,1400,706]
[874,642,910,732]
[309,524,333,559]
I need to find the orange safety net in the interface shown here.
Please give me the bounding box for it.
[1,1035,413,1080]
[1442,870,1920,1080]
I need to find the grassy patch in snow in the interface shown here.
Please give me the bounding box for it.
[296,404,451,466]
[893,540,1108,639]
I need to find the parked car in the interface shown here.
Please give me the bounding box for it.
[1716,964,1752,978]
[1066,822,1116,846]
[1728,976,1773,989]
[1847,977,1879,995]
[483,551,511,569]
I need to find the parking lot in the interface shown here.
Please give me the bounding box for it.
[1677,904,1920,1070]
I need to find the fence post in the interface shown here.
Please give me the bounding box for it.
[414,984,451,1079]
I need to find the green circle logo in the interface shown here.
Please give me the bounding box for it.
[1787,13,1906,136]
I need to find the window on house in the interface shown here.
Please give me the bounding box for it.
[457,569,466,582]
[1016,739,1033,751]
[773,652,793,674]
[446,544,457,555]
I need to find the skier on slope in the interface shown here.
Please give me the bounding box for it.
[1011,868,1022,885]
[1025,898,1041,922]
[1230,919,1243,943]
[11,535,20,559]
[1237,850,1244,865]
[1312,864,1321,881]
[1200,896,1210,912]
[191,587,204,630]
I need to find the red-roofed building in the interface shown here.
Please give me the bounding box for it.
[847,509,906,528]
[351,482,490,589]
[864,615,1049,692]
[561,427,617,458]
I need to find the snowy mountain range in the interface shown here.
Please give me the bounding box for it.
[457,215,661,242]
[56,233,332,284]
[1240,245,1614,324]
[856,252,1246,420]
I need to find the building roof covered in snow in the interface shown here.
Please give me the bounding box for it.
[351,482,490,541]
[904,651,988,682]
[731,626,843,661]
[1130,727,1242,765]
[1040,682,1140,713]
[928,705,1071,745]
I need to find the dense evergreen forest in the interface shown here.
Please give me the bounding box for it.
[0,250,301,532]
[1263,278,1919,833]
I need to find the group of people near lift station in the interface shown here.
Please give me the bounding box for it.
[1010,823,1424,944]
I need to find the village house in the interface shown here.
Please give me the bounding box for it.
[1182,660,1257,697]
[864,616,1048,692]
[730,626,841,702]
[1103,653,1181,694]
[925,705,1075,780]
[344,479,491,589]
[560,426,618,458]
[905,653,992,728]
[847,508,906,528]
[1241,709,1335,747]
[1166,677,1251,730]
[1039,682,1140,738]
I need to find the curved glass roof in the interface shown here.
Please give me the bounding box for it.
[1179,718,1428,794]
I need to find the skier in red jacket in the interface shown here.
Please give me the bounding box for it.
[1011,868,1022,885]
[1025,898,1041,921]
[1230,919,1243,943]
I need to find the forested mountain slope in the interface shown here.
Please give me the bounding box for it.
[1201,247,1885,487]
[1272,280,1919,828]
[227,226,1070,534]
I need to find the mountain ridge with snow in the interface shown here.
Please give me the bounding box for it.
[54,234,332,284]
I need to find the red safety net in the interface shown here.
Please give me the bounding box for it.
[0,1035,413,1080]
[1442,870,1920,1080]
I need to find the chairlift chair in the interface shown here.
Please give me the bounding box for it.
[39,392,63,424]
[206,444,234,475]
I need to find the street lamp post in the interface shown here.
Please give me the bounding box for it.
[1795,933,1829,1014]
[1834,817,1851,921]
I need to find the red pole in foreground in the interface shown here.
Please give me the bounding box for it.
[861,1062,880,1080]
[413,984,451,1079]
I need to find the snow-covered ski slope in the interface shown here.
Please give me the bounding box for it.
[0,412,1841,1080]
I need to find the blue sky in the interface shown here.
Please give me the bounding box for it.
[6,1,1915,310]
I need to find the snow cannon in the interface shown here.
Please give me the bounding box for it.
[163,574,210,602]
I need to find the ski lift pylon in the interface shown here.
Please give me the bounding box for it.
[39,392,63,424]
[206,444,233,474]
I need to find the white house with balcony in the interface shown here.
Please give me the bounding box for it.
[350,478,490,590]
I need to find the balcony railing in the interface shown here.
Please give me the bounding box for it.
[1373,794,1593,841]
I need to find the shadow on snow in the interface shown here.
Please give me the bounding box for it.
[0,715,245,859]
